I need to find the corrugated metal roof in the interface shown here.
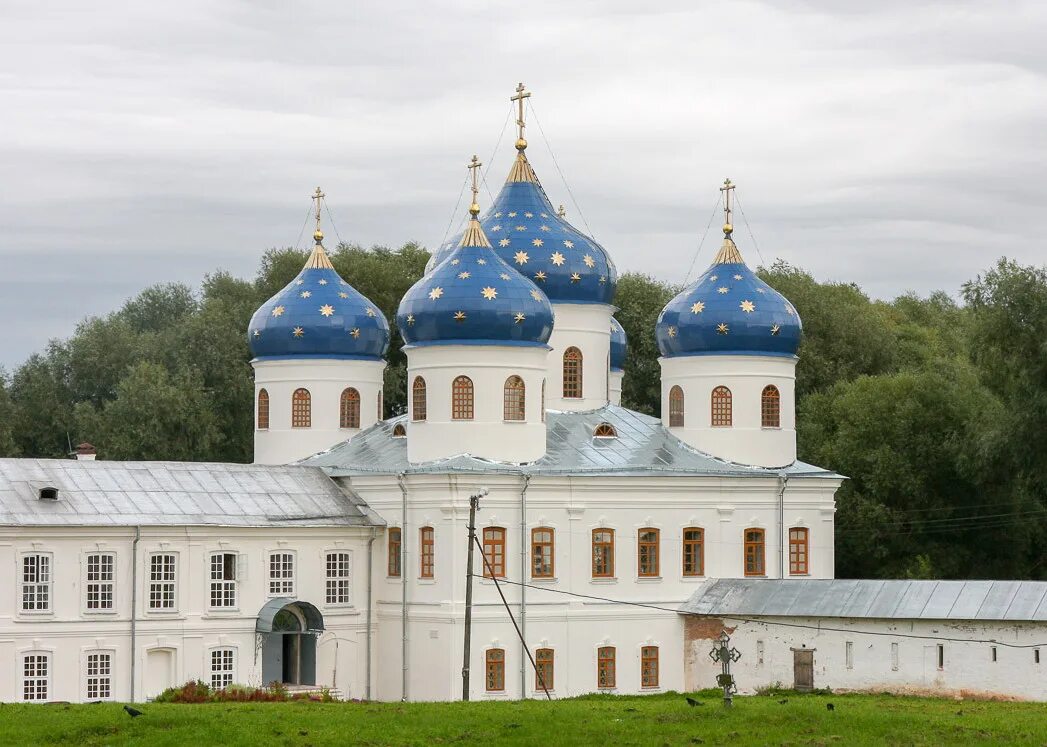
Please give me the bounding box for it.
[0,459,382,528]
[305,405,839,479]
[679,579,1047,622]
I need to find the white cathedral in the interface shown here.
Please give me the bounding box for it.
[2,87,1044,705]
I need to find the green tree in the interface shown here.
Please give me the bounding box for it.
[615,273,678,415]
[0,372,19,456]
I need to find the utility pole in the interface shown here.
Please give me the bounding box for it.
[462,488,486,701]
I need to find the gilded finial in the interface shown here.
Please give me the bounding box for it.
[467,155,482,217]
[511,82,531,151]
[719,178,735,237]
[312,186,325,244]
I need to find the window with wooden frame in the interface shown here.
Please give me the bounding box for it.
[531,527,554,578]
[711,386,732,427]
[597,646,616,689]
[762,385,781,428]
[392,423,406,437]
[412,376,427,421]
[638,528,660,577]
[339,388,361,428]
[503,376,526,421]
[257,388,269,429]
[148,553,176,610]
[210,648,235,690]
[563,347,583,399]
[789,527,809,575]
[485,648,505,692]
[592,528,615,578]
[669,385,685,427]
[85,552,114,611]
[209,552,237,608]
[682,527,704,577]
[535,648,554,691]
[419,526,435,578]
[325,552,351,605]
[291,388,311,428]
[85,651,112,700]
[452,376,474,420]
[482,527,506,578]
[21,553,51,612]
[22,653,48,701]
[744,528,765,576]
[387,528,401,577]
[268,552,294,596]
[641,646,659,688]
[593,423,617,438]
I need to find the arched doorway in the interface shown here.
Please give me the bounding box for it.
[256,599,324,686]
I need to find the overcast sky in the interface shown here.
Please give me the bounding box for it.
[2,0,1045,368]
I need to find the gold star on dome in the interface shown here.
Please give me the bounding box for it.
[524,212,534,218]
[540,225,550,232]
[450,259,460,266]
[716,323,729,335]
[514,312,526,324]
[366,308,377,317]
[532,238,544,247]
[717,287,729,294]
[667,326,677,338]
[508,212,517,218]
[301,291,312,298]
[272,305,285,317]
[406,314,415,326]
[340,279,348,286]
[540,212,548,218]
[494,212,503,218]
[534,271,547,282]
[756,288,766,294]
[500,273,511,280]
[709,275,718,282]
[515,225,526,231]
[454,310,467,322]
[771,324,781,336]
[318,278,328,285]
[292,326,305,337]
[550,252,565,266]
[563,240,574,249]
[599,276,607,283]
[530,289,543,301]
[429,287,443,300]
[253,329,260,337]
[296,279,304,285]
[499,238,511,247]
[570,273,581,283]
[691,301,705,314]
[514,251,529,265]
[481,286,498,300]
[740,300,755,313]
[458,271,471,279]
[733,274,743,281]
[786,306,795,316]
[319,304,335,317]
[338,292,349,298]
[350,328,360,338]
[490,225,502,232]
[477,258,487,265]
[583,254,595,268]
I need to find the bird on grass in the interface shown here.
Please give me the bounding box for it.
[826,703,835,712]
[123,705,144,718]
[685,697,704,707]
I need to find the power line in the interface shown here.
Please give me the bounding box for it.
[527,100,597,242]
[322,199,345,247]
[293,201,313,250]
[684,193,723,285]
[733,192,766,267]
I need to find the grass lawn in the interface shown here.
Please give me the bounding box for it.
[2,691,1044,746]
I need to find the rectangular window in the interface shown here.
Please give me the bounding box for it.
[597,646,616,689]
[148,554,176,610]
[86,652,112,700]
[789,527,809,575]
[326,552,351,605]
[641,646,659,688]
[937,644,944,670]
[210,649,235,690]
[1036,649,1041,665]
[483,527,506,578]
[638,528,660,577]
[23,654,48,701]
[209,553,237,608]
[21,554,52,612]
[891,642,899,671]
[845,641,854,670]
[682,527,704,577]
[535,648,554,691]
[419,527,435,579]
[268,552,295,596]
[744,529,765,577]
[991,646,997,662]
[85,553,115,611]
[387,529,402,578]
[485,649,505,692]
[592,529,615,578]
[757,640,765,666]
[531,527,554,578]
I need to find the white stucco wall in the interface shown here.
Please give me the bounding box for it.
[545,303,615,412]
[609,369,624,406]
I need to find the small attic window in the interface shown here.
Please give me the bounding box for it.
[392,423,407,438]
[38,486,59,501]
[593,423,618,439]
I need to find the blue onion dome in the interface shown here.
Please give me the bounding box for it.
[425,148,617,305]
[248,229,390,360]
[610,318,627,371]
[656,232,801,357]
[398,183,554,348]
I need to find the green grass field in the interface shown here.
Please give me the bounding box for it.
[2,691,1044,746]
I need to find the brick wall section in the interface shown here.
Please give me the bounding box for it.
[683,616,734,690]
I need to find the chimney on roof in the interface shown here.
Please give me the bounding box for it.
[73,442,97,461]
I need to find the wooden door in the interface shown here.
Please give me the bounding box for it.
[792,649,814,691]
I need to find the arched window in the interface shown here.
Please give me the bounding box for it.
[592,528,614,578]
[711,386,732,427]
[503,376,526,421]
[789,527,809,575]
[452,376,474,420]
[387,528,401,577]
[563,347,583,399]
[682,527,704,577]
[535,648,554,692]
[291,388,311,428]
[669,385,685,427]
[339,388,360,429]
[744,528,765,577]
[419,526,434,579]
[597,646,616,689]
[482,527,506,578]
[593,423,617,438]
[412,376,427,422]
[641,646,659,688]
[257,389,269,430]
[531,527,554,578]
[762,385,781,428]
[485,649,505,692]
[638,528,660,577]
[392,423,407,437]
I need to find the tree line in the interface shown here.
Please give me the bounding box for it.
[1,243,1045,581]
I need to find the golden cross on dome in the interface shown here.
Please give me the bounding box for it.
[467,155,482,217]
[719,178,735,237]
[511,82,531,150]
[312,187,325,243]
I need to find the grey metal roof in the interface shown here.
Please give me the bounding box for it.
[0,458,382,528]
[679,579,1047,622]
[305,405,838,479]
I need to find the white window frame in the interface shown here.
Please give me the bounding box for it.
[209,647,236,690]
[147,553,178,612]
[268,551,295,596]
[208,552,238,609]
[21,553,53,614]
[85,650,114,701]
[22,651,50,702]
[325,551,351,606]
[85,552,116,613]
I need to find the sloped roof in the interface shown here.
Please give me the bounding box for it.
[679,578,1047,622]
[305,404,838,479]
[0,458,382,528]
